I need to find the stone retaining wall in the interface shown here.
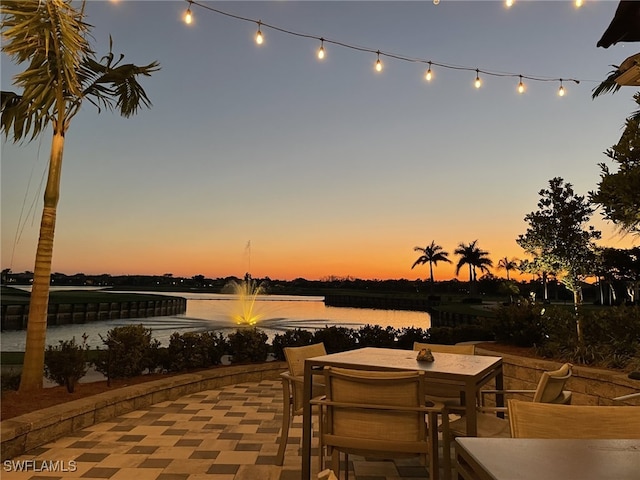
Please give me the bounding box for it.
[0,361,286,461]
[477,348,640,406]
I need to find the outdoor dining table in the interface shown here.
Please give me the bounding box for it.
[300,347,504,480]
[454,437,640,480]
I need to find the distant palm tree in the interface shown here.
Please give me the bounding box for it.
[411,241,452,284]
[454,240,493,294]
[1,0,159,393]
[497,257,519,281]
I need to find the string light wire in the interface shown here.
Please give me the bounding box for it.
[184,1,582,92]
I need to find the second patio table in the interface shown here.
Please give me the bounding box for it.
[300,346,504,480]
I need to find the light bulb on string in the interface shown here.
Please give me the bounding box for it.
[255,21,264,45]
[375,51,383,72]
[506,0,514,7]
[318,38,325,60]
[575,0,583,7]
[517,76,525,94]
[184,1,193,25]
[433,0,440,5]
[474,69,482,89]
[558,80,565,97]
[425,62,433,81]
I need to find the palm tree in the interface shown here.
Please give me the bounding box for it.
[454,240,493,294]
[497,257,519,281]
[411,241,452,284]
[1,0,160,393]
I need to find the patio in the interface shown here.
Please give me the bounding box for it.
[2,379,447,480]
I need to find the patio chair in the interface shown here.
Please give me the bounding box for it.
[276,343,327,466]
[412,342,477,408]
[613,392,640,405]
[508,399,640,438]
[441,363,572,480]
[314,366,443,480]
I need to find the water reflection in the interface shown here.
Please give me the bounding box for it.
[0,291,430,351]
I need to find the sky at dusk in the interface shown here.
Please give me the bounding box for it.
[1,0,639,282]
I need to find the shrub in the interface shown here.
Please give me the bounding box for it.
[44,336,89,393]
[93,324,160,379]
[428,324,494,344]
[1,368,21,391]
[395,327,430,349]
[312,326,357,353]
[228,328,269,363]
[355,324,398,347]
[491,303,547,347]
[272,328,315,360]
[165,331,228,371]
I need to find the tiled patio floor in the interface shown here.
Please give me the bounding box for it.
[3,380,449,480]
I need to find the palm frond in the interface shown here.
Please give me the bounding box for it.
[592,66,623,99]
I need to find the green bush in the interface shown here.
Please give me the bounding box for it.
[491,303,547,347]
[395,327,430,349]
[44,336,89,393]
[355,324,397,347]
[165,331,228,371]
[312,326,357,353]
[271,328,315,360]
[228,328,269,363]
[428,324,494,344]
[1,368,22,391]
[93,324,160,379]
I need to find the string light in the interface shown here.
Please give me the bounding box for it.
[255,21,264,45]
[184,1,582,98]
[184,1,193,25]
[505,0,514,8]
[518,75,525,94]
[433,0,440,5]
[425,61,433,81]
[575,0,583,7]
[558,80,565,96]
[318,38,325,60]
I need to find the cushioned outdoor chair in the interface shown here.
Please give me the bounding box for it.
[508,399,640,439]
[276,343,327,466]
[314,367,443,480]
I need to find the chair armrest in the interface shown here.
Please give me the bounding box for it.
[613,392,640,404]
[311,398,443,414]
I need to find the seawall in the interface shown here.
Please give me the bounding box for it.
[1,297,187,331]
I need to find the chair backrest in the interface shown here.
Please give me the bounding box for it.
[284,343,327,377]
[283,343,327,412]
[412,342,475,401]
[508,399,640,439]
[322,367,430,456]
[413,342,476,355]
[532,363,572,404]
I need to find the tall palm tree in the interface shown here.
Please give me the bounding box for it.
[411,241,452,284]
[1,0,160,393]
[497,256,519,281]
[454,240,493,294]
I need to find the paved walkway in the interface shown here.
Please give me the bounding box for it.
[3,380,448,480]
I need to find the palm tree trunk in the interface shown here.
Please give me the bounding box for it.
[19,131,65,393]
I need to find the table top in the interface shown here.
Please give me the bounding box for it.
[456,438,640,480]
[306,347,502,381]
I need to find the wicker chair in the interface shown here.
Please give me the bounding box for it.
[314,366,443,480]
[276,343,327,466]
[508,399,640,438]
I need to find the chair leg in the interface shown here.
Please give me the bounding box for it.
[331,450,340,479]
[276,386,292,465]
[441,409,452,480]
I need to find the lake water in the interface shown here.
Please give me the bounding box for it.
[0,290,431,351]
